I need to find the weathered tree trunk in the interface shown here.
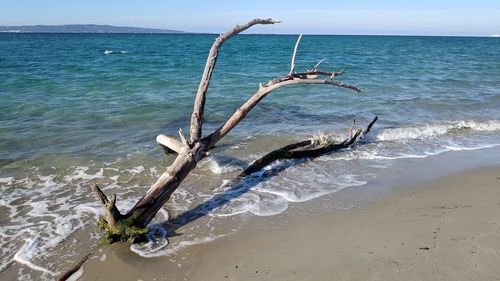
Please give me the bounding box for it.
[90,18,365,243]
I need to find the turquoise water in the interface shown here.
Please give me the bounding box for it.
[1,34,499,279]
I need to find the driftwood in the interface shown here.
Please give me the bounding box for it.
[241,116,378,177]
[56,252,93,281]
[90,18,365,243]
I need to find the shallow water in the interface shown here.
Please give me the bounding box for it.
[0,33,499,279]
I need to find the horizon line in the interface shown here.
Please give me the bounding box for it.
[0,31,498,38]
[0,24,497,37]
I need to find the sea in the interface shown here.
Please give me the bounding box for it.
[1,33,499,280]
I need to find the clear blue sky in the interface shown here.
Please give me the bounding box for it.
[1,0,499,35]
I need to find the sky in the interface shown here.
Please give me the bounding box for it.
[0,0,499,36]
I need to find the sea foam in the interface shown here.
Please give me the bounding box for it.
[376,120,500,142]
[104,50,128,55]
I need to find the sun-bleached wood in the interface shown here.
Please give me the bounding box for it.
[189,18,280,145]
[156,134,183,154]
[90,18,363,243]
[204,76,361,149]
[289,34,302,75]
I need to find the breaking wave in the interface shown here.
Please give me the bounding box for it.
[104,50,129,55]
[376,120,500,142]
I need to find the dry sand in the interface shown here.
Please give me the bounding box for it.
[79,166,500,281]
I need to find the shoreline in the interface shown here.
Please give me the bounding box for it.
[1,30,499,281]
[78,164,500,281]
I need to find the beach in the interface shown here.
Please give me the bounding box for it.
[77,164,500,281]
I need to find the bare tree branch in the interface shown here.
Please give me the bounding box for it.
[204,78,361,149]
[189,18,280,144]
[156,134,183,155]
[312,58,325,70]
[240,117,378,177]
[294,70,345,80]
[289,34,303,75]
[178,128,188,147]
[349,120,356,139]
[360,116,378,139]
[90,183,123,229]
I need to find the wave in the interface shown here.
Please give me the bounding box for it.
[202,156,244,174]
[104,50,129,55]
[390,96,419,103]
[376,120,500,142]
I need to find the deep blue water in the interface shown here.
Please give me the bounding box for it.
[0,33,499,278]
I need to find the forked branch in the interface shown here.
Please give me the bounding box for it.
[203,71,361,149]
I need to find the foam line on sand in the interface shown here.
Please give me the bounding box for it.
[80,165,500,281]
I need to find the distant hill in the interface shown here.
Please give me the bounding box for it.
[0,24,184,33]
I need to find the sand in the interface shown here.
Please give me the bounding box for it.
[78,166,500,281]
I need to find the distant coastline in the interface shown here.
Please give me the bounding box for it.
[0,24,497,37]
[0,24,184,33]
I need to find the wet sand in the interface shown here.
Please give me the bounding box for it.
[78,165,500,281]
